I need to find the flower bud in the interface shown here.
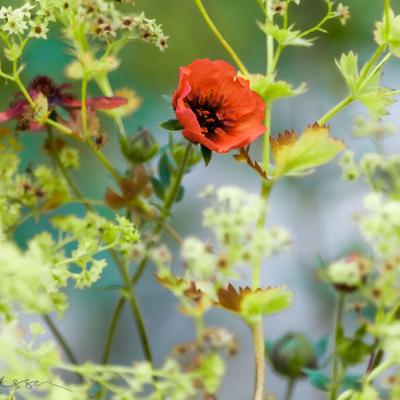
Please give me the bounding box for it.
[122,129,159,164]
[269,332,317,379]
[327,254,371,293]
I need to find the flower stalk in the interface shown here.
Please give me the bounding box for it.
[101,142,193,364]
[193,0,249,76]
[329,293,345,400]
[46,127,153,366]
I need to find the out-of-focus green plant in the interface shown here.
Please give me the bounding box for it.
[0,0,400,399]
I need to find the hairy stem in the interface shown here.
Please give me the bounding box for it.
[329,293,345,400]
[101,143,193,364]
[193,0,249,76]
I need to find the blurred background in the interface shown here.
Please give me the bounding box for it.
[5,0,400,398]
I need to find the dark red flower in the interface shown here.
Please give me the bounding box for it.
[172,59,266,153]
[0,75,127,132]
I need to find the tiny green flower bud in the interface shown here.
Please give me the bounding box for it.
[327,254,371,293]
[269,332,317,379]
[122,129,159,164]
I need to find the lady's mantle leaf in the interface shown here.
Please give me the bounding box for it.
[270,124,345,178]
[250,74,307,103]
[336,52,396,119]
[216,284,293,324]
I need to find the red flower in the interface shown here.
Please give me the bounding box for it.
[172,59,266,153]
[0,76,127,133]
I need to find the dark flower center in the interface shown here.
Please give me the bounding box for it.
[186,90,233,137]
[29,76,60,100]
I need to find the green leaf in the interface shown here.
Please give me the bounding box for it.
[241,286,293,322]
[357,87,396,120]
[265,340,274,358]
[374,8,400,57]
[341,374,362,391]
[250,74,307,103]
[158,153,172,186]
[259,21,314,47]
[270,124,345,178]
[303,368,330,391]
[151,177,165,200]
[160,119,183,131]
[201,145,212,166]
[313,335,329,359]
[336,51,359,93]
[175,185,185,203]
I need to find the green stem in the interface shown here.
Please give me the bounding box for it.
[101,143,193,364]
[330,293,345,400]
[299,1,333,38]
[195,316,204,347]
[111,251,153,364]
[81,73,89,139]
[250,4,276,399]
[193,0,249,76]
[366,359,394,383]
[43,314,83,382]
[252,322,265,400]
[266,0,274,76]
[101,298,125,364]
[284,379,296,400]
[46,128,152,365]
[87,144,122,182]
[95,73,129,148]
[317,96,353,126]
[357,45,385,90]
[384,0,391,36]
[358,52,392,93]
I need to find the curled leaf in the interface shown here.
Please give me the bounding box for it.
[270,123,345,178]
[216,284,293,324]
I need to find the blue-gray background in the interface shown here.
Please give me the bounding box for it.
[7,0,400,399]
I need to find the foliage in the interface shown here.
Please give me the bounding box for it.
[0,0,399,400]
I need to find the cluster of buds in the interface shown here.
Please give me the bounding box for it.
[66,1,168,50]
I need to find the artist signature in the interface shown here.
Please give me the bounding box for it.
[0,376,71,392]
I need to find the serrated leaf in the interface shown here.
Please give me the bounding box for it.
[270,124,345,178]
[201,145,212,166]
[358,88,396,120]
[241,286,293,322]
[250,74,307,103]
[216,284,293,324]
[336,52,359,93]
[259,21,314,47]
[303,368,330,391]
[160,119,183,131]
[374,9,400,57]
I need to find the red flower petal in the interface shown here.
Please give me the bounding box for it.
[59,96,128,110]
[172,59,266,154]
[0,100,29,122]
